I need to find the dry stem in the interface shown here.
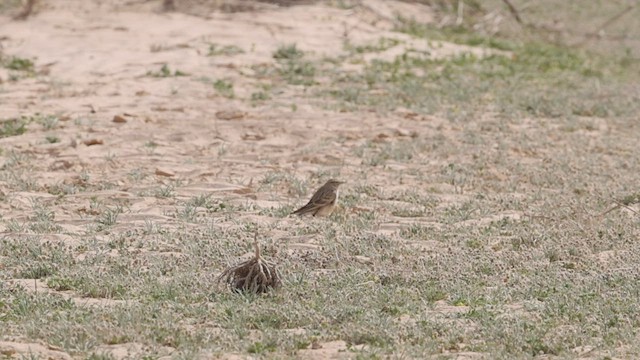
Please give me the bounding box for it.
[218,230,281,294]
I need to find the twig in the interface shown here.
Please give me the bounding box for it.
[253,227,260,259]
[456,0,464,26]
[501,0,523,24]
[597,198,639,218]
[598,204,622,218]
[574,4,636,47]
[619,202,639,214]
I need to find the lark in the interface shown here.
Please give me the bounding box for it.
[292,179,345,217]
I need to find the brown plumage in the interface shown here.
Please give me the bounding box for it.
[292,179,345,217]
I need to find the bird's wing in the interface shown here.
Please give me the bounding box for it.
[292,186,336,215]
[292,202,316,215]
[309,186,336,207]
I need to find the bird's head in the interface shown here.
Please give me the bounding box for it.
[326,179,345,187]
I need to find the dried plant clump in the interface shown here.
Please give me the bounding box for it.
[218,232,281,294]
[13,0,36,20]
[162,0,176,11]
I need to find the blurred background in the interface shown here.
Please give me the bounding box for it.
[3,0,639,57]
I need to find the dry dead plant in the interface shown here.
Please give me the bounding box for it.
[162,0,176,11]
[218,230,281,294]
[13,0,36,20]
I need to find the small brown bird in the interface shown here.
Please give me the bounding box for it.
[292,179,345,217]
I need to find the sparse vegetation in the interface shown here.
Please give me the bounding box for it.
[146,64,188,77]
[0,55,36,80]
[326,33,637,118]
[213,79,234,98]
[3,56,35,71]
[273,43,316,85]
[0,118,29,138]
[344,37,402,54]
[207,43,244,56]
[250,90,270,103]
[273,43,304,60]
[45,135,60,143]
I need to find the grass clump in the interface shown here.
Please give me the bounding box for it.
[278,61,316,86]
[250,91,270,102]
[213,79,234,98]
[0,55,36,80]
[207,44,244,56]
[273,43,304,60]
[344,37,402,54]
[273,43,316,86]
[4,56,35,71]
[147,64,188,77]
[45,135,60,144]
[247,340,277,354]
[0,118,29,138]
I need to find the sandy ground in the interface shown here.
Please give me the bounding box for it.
[0,0,486,240]
[0,1,519,358]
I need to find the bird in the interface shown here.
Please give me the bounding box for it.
[292,179,345,217]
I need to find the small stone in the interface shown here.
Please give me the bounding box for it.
[112,115,127,123]
[215,110,246,120]
[155,168,175,177]
[49,160,73,171]
[353,255,372,265]
[242,132,265,141]
[83,139,103,146]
